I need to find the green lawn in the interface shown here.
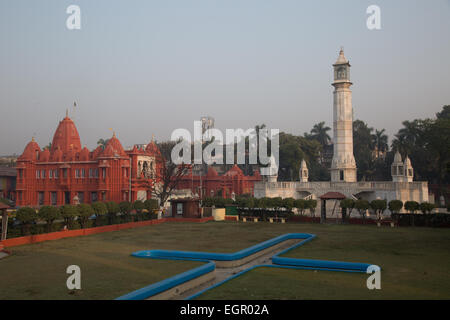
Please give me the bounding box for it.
[0,221,449,299]
[197,224,450,300]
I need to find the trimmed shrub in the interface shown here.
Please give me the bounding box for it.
[77,204,94,229]
[38,205,60,232]
[404,201,420,214]
[60,205,78,229]
[16,207,37,235]
[105,201,120,224]
[119,201,133,222]
[133,200,145,214]
[420,202,436,214]
[306,199,318,217]
[340,199,355,222]
[388,200,403,214]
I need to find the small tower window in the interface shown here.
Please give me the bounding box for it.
[340,170,344,181]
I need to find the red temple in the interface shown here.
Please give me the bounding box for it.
[15,114,261,207]
[15,114,161,206]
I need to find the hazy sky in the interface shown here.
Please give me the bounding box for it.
[1,0,449,155]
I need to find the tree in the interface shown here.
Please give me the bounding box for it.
[306,199,317,217]
[38,205,60,232]
[388,200,403,214]
[119,201,132,221]
[370,199,387,221]
[60,205,78,229]
[340,199,355,222]
[77,204,94,229]
[404,201,420,214]
[353,120,375,181]
[153,141,190,206]
[97,138,109,150]
[372,129,389,158]
[144,199,159,212]
[105,201,120,224]
[133,200,145,214]
[309,122,331,147]
[16,207,36,235]
[295,199,306,215]
[283,198,295,212]
[91,202,107,219]
[419,202,435,214]
[355,200,370,222]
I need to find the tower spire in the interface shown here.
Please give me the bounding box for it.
[330,49,356,182]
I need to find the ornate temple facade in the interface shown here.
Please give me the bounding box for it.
[254,50,429,214]
[176,165,262,199]
[15,114,161,206]
[15,114,260,207]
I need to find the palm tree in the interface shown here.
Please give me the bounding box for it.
[372,129,389,158]
[97,138,109,150]
[310,122,331,147]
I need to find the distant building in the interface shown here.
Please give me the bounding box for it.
[176,164,262,199]
[15,113,161,207]
[0,167,16,201]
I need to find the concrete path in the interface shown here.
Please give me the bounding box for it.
[173,239,301,300]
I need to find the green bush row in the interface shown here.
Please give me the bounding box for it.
[10,200,159,237]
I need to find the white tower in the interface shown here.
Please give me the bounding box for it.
[330,49,357,182]
[299,159,309,182]
[404,155,414,182]
[391,151,405,182]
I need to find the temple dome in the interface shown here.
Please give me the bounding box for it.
[100,133,127,158]
[225,164,243,177]
[404,156,412,166]
[334,48,349,65]
[19,138,41,161]
[145,140,161,156]
[80,147,90,161]
[393,151,403,163]
[38,149,50,162]
[51,115,82,154]
[207,166,219,177]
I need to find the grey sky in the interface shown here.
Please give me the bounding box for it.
[1,0,449,155]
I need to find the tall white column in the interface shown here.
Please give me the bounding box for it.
[330,49,357,182]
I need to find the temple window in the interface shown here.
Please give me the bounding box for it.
[81,169,85,178]
[36,170,40,179]
[49,170,53,179]
[51,192,57,205]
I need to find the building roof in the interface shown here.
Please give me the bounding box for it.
[99,133,127,158]
[320,192,346,200]
[0,202,10,209]
[51,115,82,154]
[18,138,40,161]
[334,48,350,66]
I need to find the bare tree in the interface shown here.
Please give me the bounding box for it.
[153,141,190,206]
